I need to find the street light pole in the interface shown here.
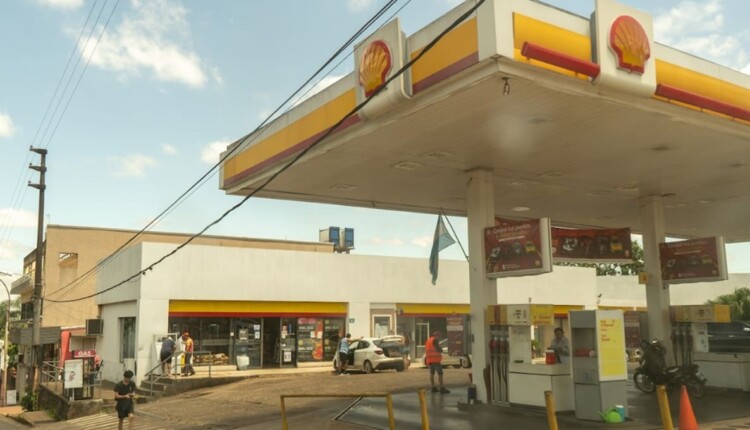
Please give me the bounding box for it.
[0,273,11,407]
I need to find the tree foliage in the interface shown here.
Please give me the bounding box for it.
[707,287,750,321]
[554,240,645,276]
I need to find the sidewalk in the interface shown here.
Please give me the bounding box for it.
[0,405,23,417]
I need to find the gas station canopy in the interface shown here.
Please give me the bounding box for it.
[220,0,750,242]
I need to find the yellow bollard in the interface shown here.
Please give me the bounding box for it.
[280,396,288,430]
[656,385,674,430]
[418,388,430,430]
[544,391,558,430]
[386,393,396,430]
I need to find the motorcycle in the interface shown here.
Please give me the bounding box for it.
[633,339,707,398]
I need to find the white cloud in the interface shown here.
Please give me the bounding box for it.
[37,0,84,9]
[80,0,210,88]
[108,154,157,177]
[412,236,433,248]
[293,75,344,107]
[210,66,224,86]
[654,0,750,73]
[0,208,37,228]
[161,144,177,155]
[0,239,28,262]
[370,237,404,246]
[0,113,16,138]
[347,0,374,12]
[201,140,229,165]
[654,0,723,41]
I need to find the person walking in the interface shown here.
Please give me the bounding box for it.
[114,370,136,430]
[181,332,196,377]
[425,331,449,393]
[160,336,176,378]
[549,327,570,364]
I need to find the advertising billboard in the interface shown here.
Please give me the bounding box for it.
[659,237,728,284]
[485,218,552,278]
[551,227,633,263]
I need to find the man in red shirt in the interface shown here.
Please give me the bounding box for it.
[181,332,196,377]
[424,331,449,393]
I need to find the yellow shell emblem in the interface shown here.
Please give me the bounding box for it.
[359,40,392,97]
[609,15,650,74]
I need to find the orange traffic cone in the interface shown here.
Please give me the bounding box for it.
[678,385,699,430]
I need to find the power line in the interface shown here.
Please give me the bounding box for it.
[45,0,402,300]
[46,0,486,304]
[0,0,103,259]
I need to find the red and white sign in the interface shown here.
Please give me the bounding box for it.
[551,227,633,263]
[659,236,728,284]
[73,349,96,359]
[485,218,552,278]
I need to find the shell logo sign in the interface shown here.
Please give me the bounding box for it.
[609,15,650,74]
[358,40,392,97]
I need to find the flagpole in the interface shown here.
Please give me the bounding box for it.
[440,209,469,262]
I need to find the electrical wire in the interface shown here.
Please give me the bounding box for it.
[46,0,486,304]
[0,0,104,259]
[45,0,402,300]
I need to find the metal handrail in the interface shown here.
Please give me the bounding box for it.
[40,360,104,399]
[142,350,214,396]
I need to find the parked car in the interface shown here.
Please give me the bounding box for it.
[421,339,472,368]
[332,336,405,373]
[707,321,750,353]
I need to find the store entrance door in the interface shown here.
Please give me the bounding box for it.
[234,318,261,369]
[416,322,429,359]
[263,318,281,367]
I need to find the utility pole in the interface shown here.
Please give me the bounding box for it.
[28,146,47,392]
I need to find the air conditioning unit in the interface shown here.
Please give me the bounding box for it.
[86,319,104,336]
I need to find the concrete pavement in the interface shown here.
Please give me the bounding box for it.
[24,365,750,430]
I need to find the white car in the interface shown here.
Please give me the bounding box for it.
[332,336,406,373]
[421,339,472,368]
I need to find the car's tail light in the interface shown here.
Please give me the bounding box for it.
[375,350,383,355]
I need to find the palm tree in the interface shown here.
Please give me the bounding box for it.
[707,288,750,321]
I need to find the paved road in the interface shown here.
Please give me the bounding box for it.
[30,366,750,430]
[39,412,176,430]
[0,415,29,430]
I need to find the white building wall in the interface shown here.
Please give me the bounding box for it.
[597,274,750,307]
[99,301,137,384]
[97,241,750,384]
[95,245,143,306]
[497,265,598,308]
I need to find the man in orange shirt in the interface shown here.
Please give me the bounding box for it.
[181,332,196,377]
[424,331,449,393]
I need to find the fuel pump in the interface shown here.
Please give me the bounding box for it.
[487,305,510,404]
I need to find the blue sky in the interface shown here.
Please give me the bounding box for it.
[1,0,749,279]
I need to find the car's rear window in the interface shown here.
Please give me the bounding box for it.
[374,338,404,348]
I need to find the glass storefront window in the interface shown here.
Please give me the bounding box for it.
[323,318,345,361]
[297,318,323,363]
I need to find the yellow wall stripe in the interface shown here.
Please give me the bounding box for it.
[410,18,478,85]
[222,89,357,186]
[513,13,592,79]
[655,59,750,112]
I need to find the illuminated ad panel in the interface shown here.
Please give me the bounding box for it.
[484,217,552,278]
[659,236,728,284]
[551,227,633,264]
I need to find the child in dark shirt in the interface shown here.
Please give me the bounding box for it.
[114,370,136,430]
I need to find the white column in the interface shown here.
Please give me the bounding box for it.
[466,168,497,403]
[639,195,673,363]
